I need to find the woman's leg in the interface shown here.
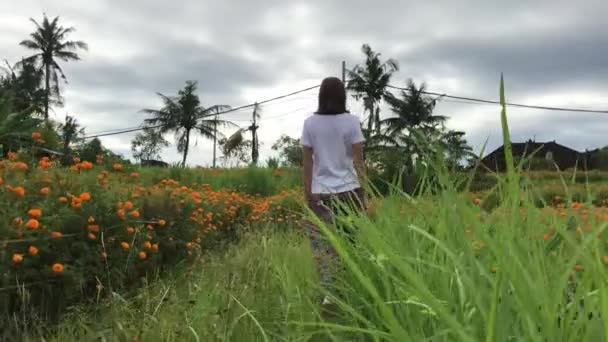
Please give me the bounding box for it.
[306,197,338,288]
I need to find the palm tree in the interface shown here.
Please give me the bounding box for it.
[382,79,447,137]
[441,129,474,169]
[20,14,88,120]
[142,81,233,167]
[347,44,399,135]
[59,114,84,164]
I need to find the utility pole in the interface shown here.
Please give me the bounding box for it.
[212,112,218,168]
[250,103,259,165]
[342,61,346,83]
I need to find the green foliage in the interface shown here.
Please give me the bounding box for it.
[130,127,169,163]
[589,147,608,171]
[271,134,302,167]
[0,100,42,155]
[0,59,46,114]
[80,138,103,163]
[219,137,252,167]
[266,157,280,169]
[58,115,83,164]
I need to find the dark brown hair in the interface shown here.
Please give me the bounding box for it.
[316,77,348,115]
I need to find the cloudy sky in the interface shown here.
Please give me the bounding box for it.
[1,0,607,166]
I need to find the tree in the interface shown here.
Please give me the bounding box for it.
[347,44,399,134]
[0,96,42,156]
[376,80,449,167]
[382,80,446,137]
[271,135,302,167]
[441,129,474,170]
[4,59,46,113]
[20,14,88,120]
[219,137,252,167]
[58,115,84,164]
[130,127,169,163]
[80,138,103,163]
[142,81,232,167]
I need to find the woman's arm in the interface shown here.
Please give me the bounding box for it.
[352,142,367,189]
[303,146,314,202]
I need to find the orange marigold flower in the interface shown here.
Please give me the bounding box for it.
[58,196,68,203]
[121,242,130,250]
[79,192,91,201]
[28,208,42,218]
[117,209,126,219]
[575,264,584,271]
[113,163,123,171]
[131,172,140,178]
[52,263,65,273]
[88,225,100,233]
[138,251,147,260]
[130,210,140,218]
[40,187,50,195]
[12,186,25,197]
[12,253,24,264]
[31,131,41,139]
[71,197,82,209]
[158,219,166,226]
[124,201,134,210]
[39,159,52,169]
[26,219,40,230]
[88,233,97,240]
[28,246,39,256]
[12,162,29,170]
[152,243,159,251]
[51,231,63,238]
[8,152,17,160]
[186,242,193,249]
[143,241,152,249]
[81,161,94,169]
[127,227,135,234]
[543,233,550,241]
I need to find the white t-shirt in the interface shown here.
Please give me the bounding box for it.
[301,113,365,194]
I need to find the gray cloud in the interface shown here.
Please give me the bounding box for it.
[1,0,607,166]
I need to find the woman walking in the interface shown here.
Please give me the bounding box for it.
[301,77,367,301]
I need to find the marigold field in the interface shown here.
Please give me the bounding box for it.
[2,152,608,341]
[0,153,302,334]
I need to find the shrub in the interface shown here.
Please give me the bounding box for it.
[0,154,302,326]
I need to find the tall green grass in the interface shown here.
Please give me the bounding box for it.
[137,167,301,196]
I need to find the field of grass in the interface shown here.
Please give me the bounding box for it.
[3,150,608,340]
[5,165,608,340]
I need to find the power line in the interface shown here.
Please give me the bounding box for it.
[386,85,608,114]
[81,84,320,140]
